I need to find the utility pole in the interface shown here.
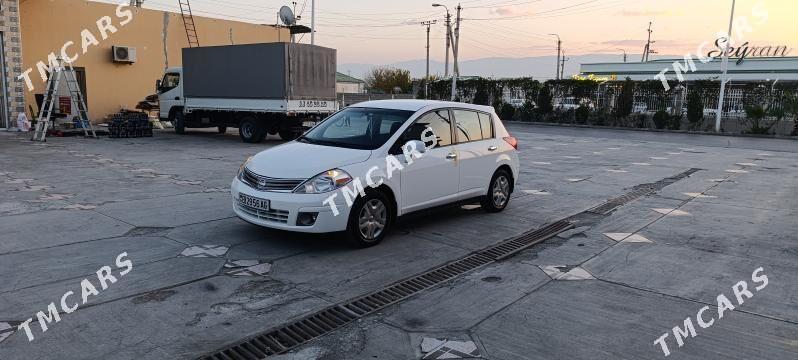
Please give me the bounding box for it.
[560,51,569,79]
[548,34,561,80]
[450,3,462,101]
[421,20,437,99]
[642,21,653,62]
[618,48,627,62]
[716,0,736,132]
[310,0,315,45]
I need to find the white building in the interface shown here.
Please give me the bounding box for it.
[579,56,798,84]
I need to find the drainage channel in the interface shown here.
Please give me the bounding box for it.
[200,168,701,360]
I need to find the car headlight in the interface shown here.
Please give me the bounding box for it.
[238,156,253,178]
[294,169,352,194]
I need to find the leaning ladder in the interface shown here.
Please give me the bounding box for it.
[31,58,97,142]
[178,0,200,48]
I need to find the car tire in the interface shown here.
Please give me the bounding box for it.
[279,130,299,141]
[482,169,512,213]
[217,126,227,134]
[346,191,392,248]
[173,111,186,135]
[239,116,264,143]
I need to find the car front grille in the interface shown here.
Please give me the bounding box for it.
[241,168,305,192]
[236,202,290,224]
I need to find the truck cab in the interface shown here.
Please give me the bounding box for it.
[156,67,184,123]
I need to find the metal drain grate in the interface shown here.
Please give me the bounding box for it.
[200,220,574,360]
[587,168,701,215]
[200,169,700,360]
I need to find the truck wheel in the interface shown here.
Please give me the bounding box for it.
[173,111,186,135]
[239,116,264,143]
[217,126,227,134]
[279,130,299,141]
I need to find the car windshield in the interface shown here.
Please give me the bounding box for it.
[298,107,415,150]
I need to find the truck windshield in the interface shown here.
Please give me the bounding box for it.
[158,73,180,93]
[298,107,414,150]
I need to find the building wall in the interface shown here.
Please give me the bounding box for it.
[19,0,289,121]
[1,0,25,128]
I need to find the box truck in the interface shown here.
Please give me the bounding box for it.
[156,43,337,143]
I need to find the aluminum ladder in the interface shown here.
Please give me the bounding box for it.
[178,0,200,48]
[31,58,97,142]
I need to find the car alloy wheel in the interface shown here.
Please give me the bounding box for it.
[358,198,387,241]
[492,175,510,208]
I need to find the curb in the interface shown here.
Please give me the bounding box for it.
[505,121,798,140]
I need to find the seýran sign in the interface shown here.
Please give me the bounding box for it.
[707,37,793,65]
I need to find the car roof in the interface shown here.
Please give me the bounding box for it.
[350,99,494,113]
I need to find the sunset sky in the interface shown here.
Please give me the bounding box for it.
[107,0,797,64]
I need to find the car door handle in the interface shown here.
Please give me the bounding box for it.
[488,146,498,151]
[446,153,457,160]
[174,96,181,100]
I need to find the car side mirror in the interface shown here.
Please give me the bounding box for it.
[404,139,427,154]
[155,79,162,91]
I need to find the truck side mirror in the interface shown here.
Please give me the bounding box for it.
[155,79,162,91]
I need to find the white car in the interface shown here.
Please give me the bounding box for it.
[231,100,520,247]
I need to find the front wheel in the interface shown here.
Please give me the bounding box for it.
[173,111,186,134]
[346,191,392,248]
[482,169,512,212]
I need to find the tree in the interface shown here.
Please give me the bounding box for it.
[785,91,798,135]
[686,89,703,129]
[616,77,634,119]
[536,85,553,115]
[364,67,412,94]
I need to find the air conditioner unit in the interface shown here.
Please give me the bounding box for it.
[112,46,136,63]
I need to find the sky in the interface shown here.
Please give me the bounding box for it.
[103,0,797,64]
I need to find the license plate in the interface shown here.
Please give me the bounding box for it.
[238,193,270,211]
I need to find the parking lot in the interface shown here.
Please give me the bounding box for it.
[1,124,796,360]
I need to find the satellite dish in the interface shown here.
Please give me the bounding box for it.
[279,6,296,26]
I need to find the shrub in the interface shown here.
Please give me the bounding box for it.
[653,110,668,129]
[498,102,516,120]
[575,105,590,124]
[667,114,682,130]
[744,104,772,134]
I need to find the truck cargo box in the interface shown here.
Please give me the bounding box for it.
[182,43,336,101]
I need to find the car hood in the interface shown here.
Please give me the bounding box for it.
[246,141,372,179]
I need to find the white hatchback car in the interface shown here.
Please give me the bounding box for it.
[231,100,520,247]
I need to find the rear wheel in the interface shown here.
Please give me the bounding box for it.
[346,191,392,248]
[482,169,512,212]
[238,116,264,143]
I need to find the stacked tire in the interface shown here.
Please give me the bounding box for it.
[109,111,153,138]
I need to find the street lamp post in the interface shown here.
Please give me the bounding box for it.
[548,33,561,80]
[715,0,736,133]
[618,48,627,63]
[432,4,451,78]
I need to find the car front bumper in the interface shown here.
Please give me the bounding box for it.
[230,177,350,233]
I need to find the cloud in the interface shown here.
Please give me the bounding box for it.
[491,6,517,16]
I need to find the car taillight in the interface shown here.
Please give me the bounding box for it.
[503,136,518,150]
